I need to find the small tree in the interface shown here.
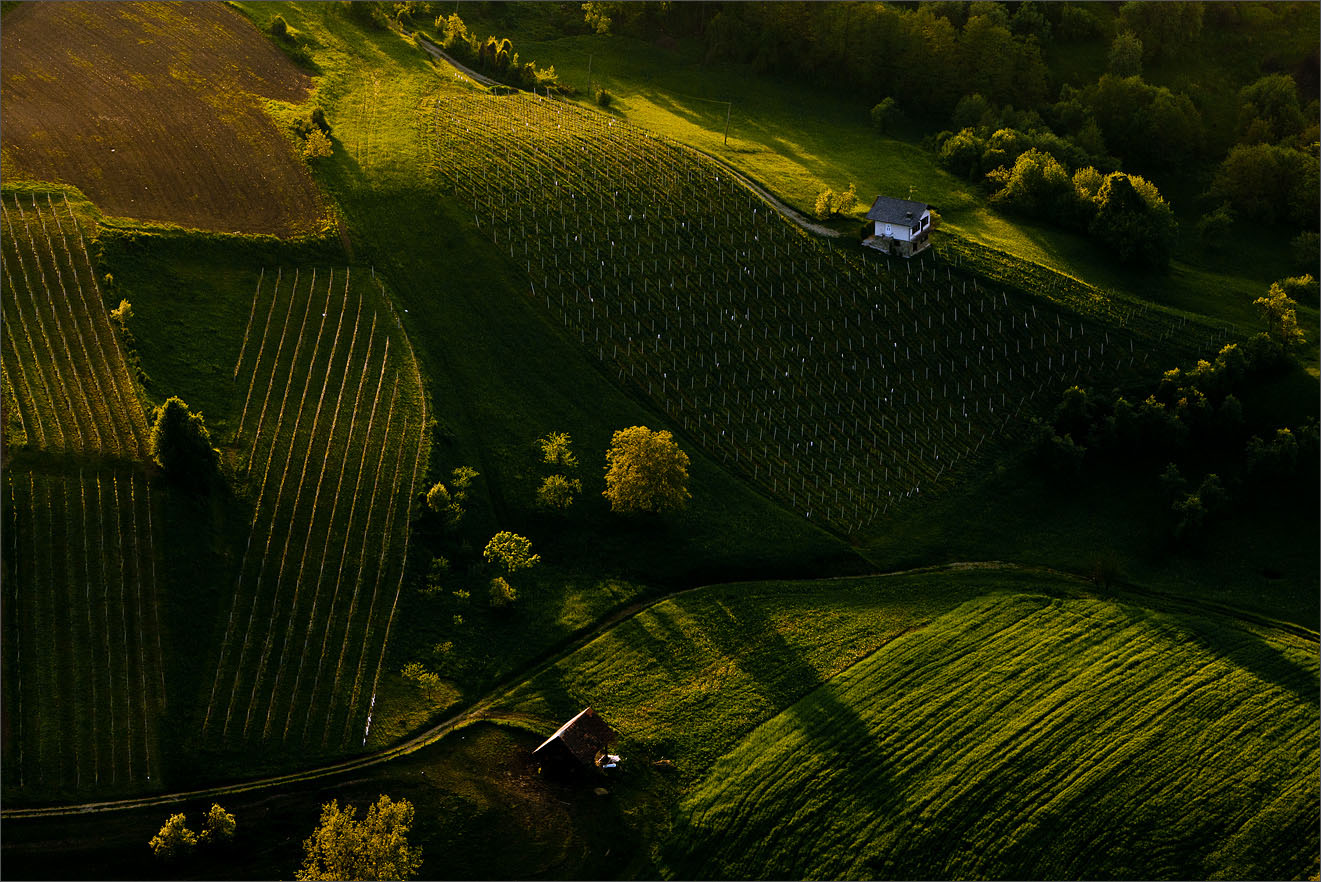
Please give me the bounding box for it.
[296,796,422,882]
[489,575,517,608]
[813,188,836,221]
[1254,282,1307,346]
[537,474,581,511]
[483,531,539,574]
[303,128,333,160]
[834,182,858,216]
[202,804,236,845]
[401,662,444,694]
[602,426,690,514]
[870,97,903,134]
[269,14,289,39]
[150,813,198,861]
[110,298,133,327]
[150,397,217,485]
[539,432,578,469]
[1107,32,1143,77]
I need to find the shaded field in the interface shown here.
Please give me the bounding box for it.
[1,464,166,806]
[0,1,323,236]
[671,592,1320,881]
[200,265,427,760]
[1,190,150,459]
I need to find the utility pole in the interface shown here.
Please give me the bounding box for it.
[587,53,593,91]
[724,101,732,146]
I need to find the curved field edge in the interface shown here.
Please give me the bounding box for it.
[668,591,1319,881]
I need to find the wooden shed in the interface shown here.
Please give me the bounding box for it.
[531,706,618,772]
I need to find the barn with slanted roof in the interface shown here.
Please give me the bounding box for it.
[864,195,933,257]
[531,706,618,772]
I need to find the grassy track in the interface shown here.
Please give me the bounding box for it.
[200,265,427,760]
[670,592,1319,880]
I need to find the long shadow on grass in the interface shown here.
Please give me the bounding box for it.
[1179,613,1319,705]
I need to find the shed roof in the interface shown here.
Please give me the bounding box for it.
[532,707,617,767]
[866,196,930,225]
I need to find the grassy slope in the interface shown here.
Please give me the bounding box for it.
[487,567,1318,880]
[442,8,1319,356]
[670,590,1318,881]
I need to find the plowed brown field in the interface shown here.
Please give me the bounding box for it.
[0,1,324,236]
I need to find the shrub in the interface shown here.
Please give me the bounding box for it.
[202,805,236,845]
[302,128,333,160]
[483,531,539,573]
[150,814,198,861]
[595,88,613,108]
[1254,282,1306,347]
[489,575,517,608]
[269,14,289,39]
[538,431,577,469]
[869,97,903,134]
[110,298,133,327]
[1196,203,1235,247]
[813,188,835,221]
[537,474,582,510]
[1107,32,1143,77]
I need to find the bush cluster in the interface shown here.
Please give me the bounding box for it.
[435,13,564,94]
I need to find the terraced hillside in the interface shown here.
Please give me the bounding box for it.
[428,87,1233,534]
[202,266,428,756]
[672,593,1319,880]
[1,192,163,804]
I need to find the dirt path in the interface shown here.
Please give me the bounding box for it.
[409,31,504,89]
[683,146,849,239]
[4,559,1310,821]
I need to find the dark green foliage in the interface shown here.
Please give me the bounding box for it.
[869,97,902,135]
[1196,202,1235,247]
[1087,173,1176,268]
[1116,0,1203,61]
[437,13,562,93]
[1107,32,1143,78]
[1084,74,1203,174]
[595,88,612,108]
[341,1,385,30]
[1210,143,1318,229]
[149,397,217,486]
[1237,74,1306,145]
[269,14,289,39]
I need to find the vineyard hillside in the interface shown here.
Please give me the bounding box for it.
[0,1,324,236]
[429,85,1232,534]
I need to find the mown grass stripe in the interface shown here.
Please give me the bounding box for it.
[236,267,284,441]
[233,267,266,381]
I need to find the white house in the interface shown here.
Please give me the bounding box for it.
[863,196,933,257]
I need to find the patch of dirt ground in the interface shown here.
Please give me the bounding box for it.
[0,1,324,236]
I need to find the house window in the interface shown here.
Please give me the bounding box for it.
[920,215,930,229]
[885,223,892,235]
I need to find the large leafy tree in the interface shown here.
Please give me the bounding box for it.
[296,795,422,882]
[149,397,218,485]
[149,813,198,860]
[483,531,540,574]
[602,426,691,514]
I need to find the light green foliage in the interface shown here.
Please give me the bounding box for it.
[420,556,449,596]
[302,127,333,160]
[537,474,581,511]
[202,804,236,844]
[401,662,444,694]
[986,148,1071,220]
[149,813,198,860]
[538,431,578,470]
[1254,282,1306,346]
[450,465,479,494]
[109,298,133,327]
[427,467,477,529]
[1107,31,1143,77]
[483,531,540,574]
[296,796,422,881]
[489,575,517,608]
[582,2,614,35]
[602,426,691,514]
[671,592,1317,880]
[813,187,835,221]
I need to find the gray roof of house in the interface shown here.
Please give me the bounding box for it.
[866,196,930,225]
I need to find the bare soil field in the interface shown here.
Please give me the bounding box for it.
[0,1,324,237]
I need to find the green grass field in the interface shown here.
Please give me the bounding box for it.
[670,591,1318,880]
[488,568,1317,880]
